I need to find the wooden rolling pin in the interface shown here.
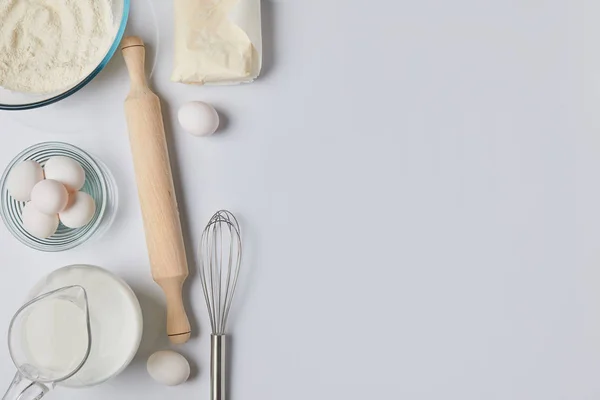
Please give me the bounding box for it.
[121,36,191,344]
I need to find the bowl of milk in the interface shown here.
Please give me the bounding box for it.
[5,264,142,399]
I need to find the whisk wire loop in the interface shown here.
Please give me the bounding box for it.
[199,210,242,335]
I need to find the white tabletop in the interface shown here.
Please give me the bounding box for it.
[0,1,594,399]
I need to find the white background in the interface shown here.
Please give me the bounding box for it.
[0,0,594,399]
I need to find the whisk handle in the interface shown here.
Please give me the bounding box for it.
[211,334,226,400]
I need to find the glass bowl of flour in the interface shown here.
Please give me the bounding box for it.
[0,0,130,110]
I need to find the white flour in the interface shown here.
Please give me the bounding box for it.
[0,0,114,94]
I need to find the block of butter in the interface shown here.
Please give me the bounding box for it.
[172,0,262,85]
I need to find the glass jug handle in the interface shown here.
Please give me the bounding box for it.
[2,372,49,400]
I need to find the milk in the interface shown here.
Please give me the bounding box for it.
[24,265,143,387]
[21,297,89,378]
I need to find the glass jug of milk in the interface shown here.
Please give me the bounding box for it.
[2,265,143,400]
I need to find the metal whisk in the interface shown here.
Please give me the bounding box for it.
[199,210,242,400]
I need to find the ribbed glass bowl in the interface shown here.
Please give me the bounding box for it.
[0,142,118,252]
[0,0,130,110]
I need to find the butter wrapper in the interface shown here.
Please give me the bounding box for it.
[172,0,262,85]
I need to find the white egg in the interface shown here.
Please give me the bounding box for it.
[147,351,190,386]
[44,156,85,192]
[6,160,44,202]
[59,192,96,228]
[22,202,59,239]
[178,101,219,137]
[30,180,69,215]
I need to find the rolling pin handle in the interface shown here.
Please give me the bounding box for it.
[121,36,147,88]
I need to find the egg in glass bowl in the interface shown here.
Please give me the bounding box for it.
[0,142,118,252]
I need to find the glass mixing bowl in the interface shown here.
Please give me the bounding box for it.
[0,0,130,111]
[0,142,118,252]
